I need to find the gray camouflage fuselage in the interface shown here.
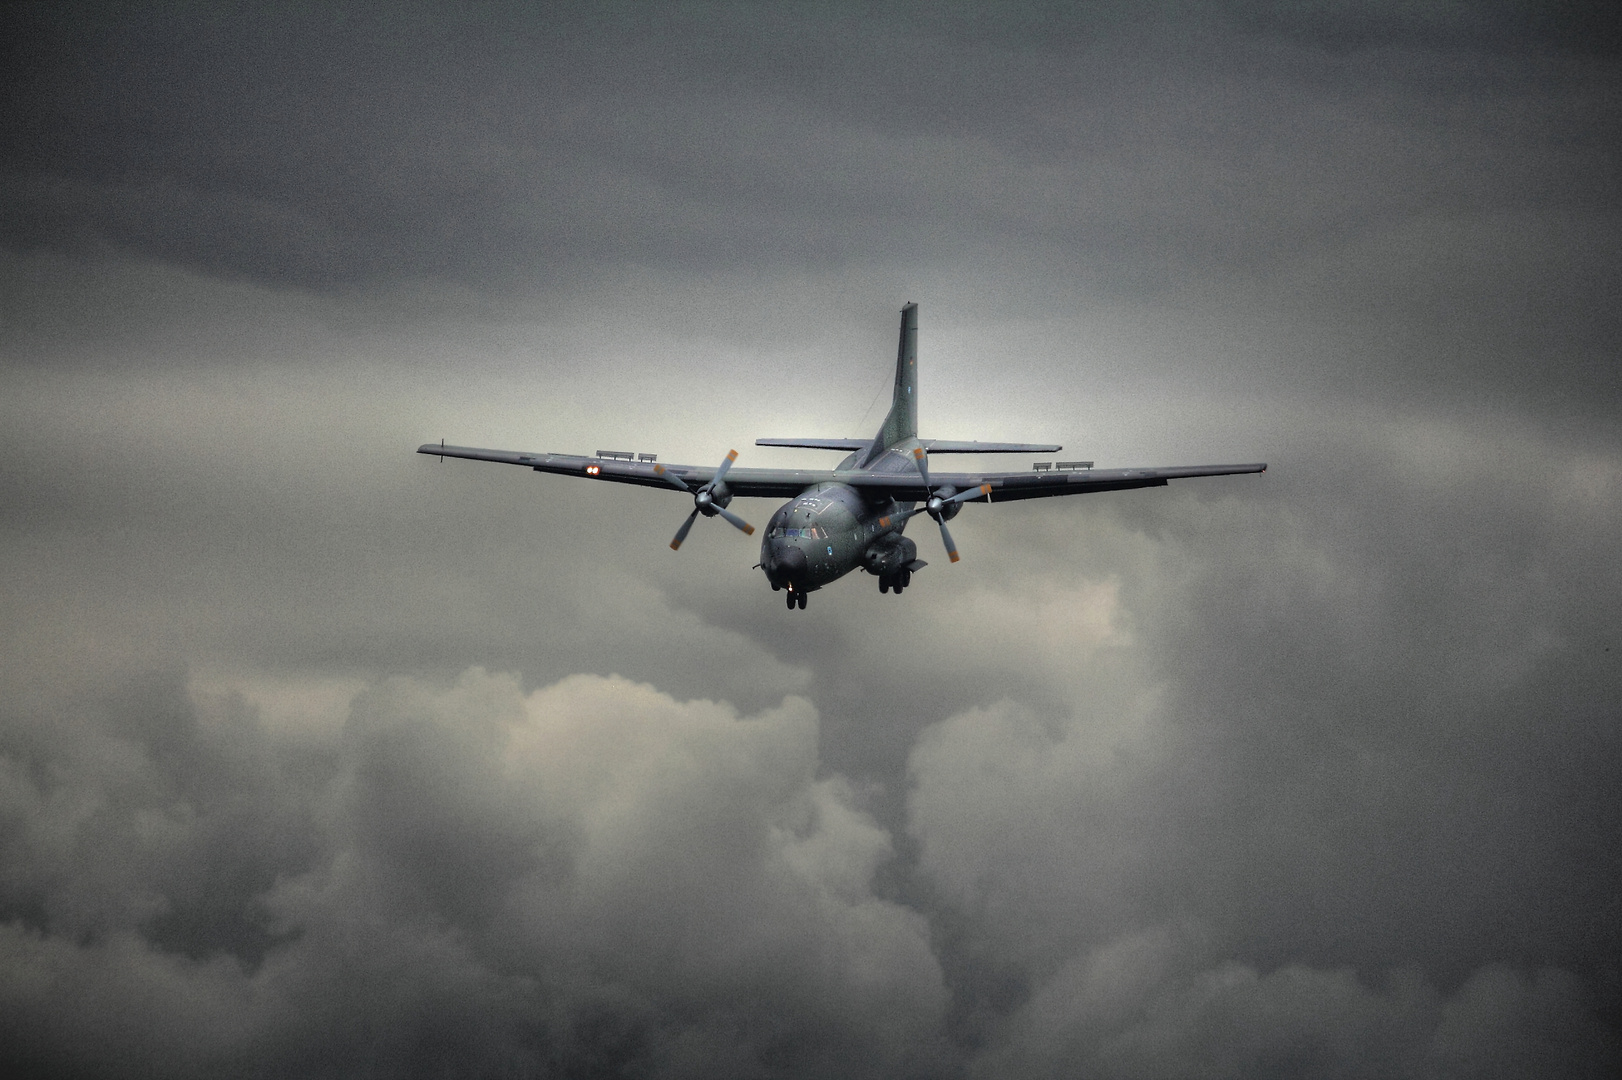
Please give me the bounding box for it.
[759,435,957,595]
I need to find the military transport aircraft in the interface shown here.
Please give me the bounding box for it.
[419,303,1265,610]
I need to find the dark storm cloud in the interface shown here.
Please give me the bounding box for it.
[4,2,1622,1077]
[0,668,949,1078]
[1132,428,1622,978]
[1,616,1617,1077]
[890,414,1622,1076]
[3,3,1617,289]
[5,1,1617,426]
[905,415,1622,966]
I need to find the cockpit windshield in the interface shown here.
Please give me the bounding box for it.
[768,526,824,539]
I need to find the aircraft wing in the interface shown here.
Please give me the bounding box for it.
[419,444,1264,503]
[419,444,847,499]
[841,462,1267,503]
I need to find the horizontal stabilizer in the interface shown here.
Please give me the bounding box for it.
[755,438,871,451]
[756,437,1060,453]
[921,440,1061,453]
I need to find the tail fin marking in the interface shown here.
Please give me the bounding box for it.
[861,302,918,465]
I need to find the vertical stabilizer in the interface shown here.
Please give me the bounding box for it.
[863,302,918,464]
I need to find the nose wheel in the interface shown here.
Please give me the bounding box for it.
[786,590,807,610]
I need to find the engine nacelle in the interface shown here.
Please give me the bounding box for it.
[862,534,918,575]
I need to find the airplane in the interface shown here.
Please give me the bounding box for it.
[418,303,1265,610]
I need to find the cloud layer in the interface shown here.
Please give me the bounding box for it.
[1,669,950,1077]
[3,652,1617,1077]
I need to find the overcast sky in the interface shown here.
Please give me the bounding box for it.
[2,2,1620,1077]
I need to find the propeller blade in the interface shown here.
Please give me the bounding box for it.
[670,507,701,550]
[667,450,758,551]
[714,505,755,535]
[712,449,740,485]
[911,446,932,489]
[948,483,993,507]
[939,519,960,563]
[652,463,692,493]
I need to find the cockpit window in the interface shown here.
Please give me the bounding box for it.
[768,527,824,539]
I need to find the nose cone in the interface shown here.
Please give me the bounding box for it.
[767,541,808,587]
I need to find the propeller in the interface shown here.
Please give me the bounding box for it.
[658,450,756,550]
[901,446,990,563]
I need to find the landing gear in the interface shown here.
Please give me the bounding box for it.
[878,569,912,594]
[786,589,808,610]
[798,591,807,609]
